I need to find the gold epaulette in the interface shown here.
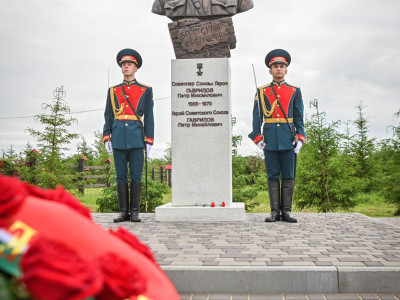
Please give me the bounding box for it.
[286,82,300,89]
[138,82,151,88]
[110,82,121,89]
[258,83,271,89]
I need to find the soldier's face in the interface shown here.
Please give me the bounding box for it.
[269,64,287,80]
[121,62,138,76]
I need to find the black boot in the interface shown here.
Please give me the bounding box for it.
[281,180,297,223]
[130,182,142,222]
[113,183,130,223]
[265,180,281,222]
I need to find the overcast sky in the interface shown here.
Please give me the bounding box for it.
[1,0,399,159]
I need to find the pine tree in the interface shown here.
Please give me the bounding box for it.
[163,143,172,165]
[1,145,20,176]
[340,121,352,156]
[350,101,376,191]
[77,136,95,164]
[26,86,79,188]
[19,142,39,184]
[92,130,110,165]
[295,99,359,212]
[379,109,400,215]
[231,117,242,156]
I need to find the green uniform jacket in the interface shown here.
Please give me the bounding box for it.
[103,79,154,149]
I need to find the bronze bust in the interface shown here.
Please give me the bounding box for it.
[151,0,254,58]
[152,0,254,21]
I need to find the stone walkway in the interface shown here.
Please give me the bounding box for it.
[92,213,400,268]
[92,213,400,296]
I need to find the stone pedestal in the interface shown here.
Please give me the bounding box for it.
[155,58,245,222]
[168,17,236,59]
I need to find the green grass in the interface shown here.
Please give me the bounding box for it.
[73,187,398,218]
[252,190,398,217]
[71,188,102,212]
[162,189,172,204]
[73,187,172,213]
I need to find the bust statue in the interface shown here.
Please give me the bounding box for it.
[152,0,254,21]
[151,0,254,58]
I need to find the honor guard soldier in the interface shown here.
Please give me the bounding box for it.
[249,49,305,223]
[103,49,154,223]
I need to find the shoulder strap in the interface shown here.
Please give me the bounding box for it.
[189,0,206,16]
[270,82,297,141]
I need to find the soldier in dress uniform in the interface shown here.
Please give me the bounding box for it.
[249,49,305,223]
[103,49,154,223]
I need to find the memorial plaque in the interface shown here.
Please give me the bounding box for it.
[171,58,232,206]
[155,58,244,222]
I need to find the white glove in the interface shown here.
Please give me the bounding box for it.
[105,140,113,154]
[256,141,265,150]
[294,140,303,154]
[146,143,152,157]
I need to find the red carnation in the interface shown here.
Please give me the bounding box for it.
[96,252,146,300]
[211,202,215,207]
[109,227,157,265]
[20,235,103,300]
[222,202,226,207]
[0,175,26,226]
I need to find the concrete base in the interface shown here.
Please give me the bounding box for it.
[163,266,400,294]
[163,266,338,294]
[338,267,400,293]
[155,202,245,222]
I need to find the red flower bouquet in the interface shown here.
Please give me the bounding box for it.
[20,235,103,300]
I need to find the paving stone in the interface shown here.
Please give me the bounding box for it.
[363,261,383,266]
[358,294,378,300]
[338,257,366,262]
[249,295,283,300]
[284,294,308,300]
[324,294,361,300]
[192,294,211,300]
[266,261,284,266]
[376,295,398,300]
[203,261,219,266]
[306,294,325,300]
[231,295,249,300]
[282,261,316,266]
[315,261,333,266]
[250,261,267,266]
[179,294,194,300]
[234,257,253,262]
[92,213,400,271]
[208,293,233,299]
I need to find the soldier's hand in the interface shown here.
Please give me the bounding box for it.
[294,140,303,154]
[105,140,113,154]
[256,141,265,150]
[146,143,152,157]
